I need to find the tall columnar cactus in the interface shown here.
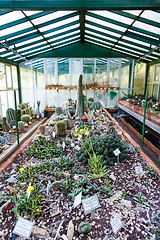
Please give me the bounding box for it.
[56,120,66,136]
[78,75,84,118]
[55,107,63,116]
[6,108,16,126]
[38,124,46,135]
[21,114,31,123]
[2,117,11,132]
[63,118,69,129]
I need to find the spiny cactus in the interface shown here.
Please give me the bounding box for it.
[88,97,94,102]
[6,108,16,126]
[38,124,46,135]
[55,107,63,116]
[91,101,102,110]
[21,114,31,123]
[108,120,114,126]
[56,120,66,136]
[10,120,16,128]
[17,108,22,121]
[78,75,84,118]
[63,119,69,129]
[18,121,25,131]
[2,117,11,132]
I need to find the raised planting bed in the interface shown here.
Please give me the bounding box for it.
[44,108,55,118]
[118,99,160,134]
[0,110,159,240]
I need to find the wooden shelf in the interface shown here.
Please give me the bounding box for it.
[46,85,119,90]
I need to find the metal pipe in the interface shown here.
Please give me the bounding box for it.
[14,90,19,145]
[141,91,147,148]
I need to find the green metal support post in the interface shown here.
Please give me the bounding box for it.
[144,63,149,96]
[17,64,22,103]
[14,90,20,145]
[141,91,147,148]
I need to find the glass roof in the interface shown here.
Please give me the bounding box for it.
[0,9,159,63]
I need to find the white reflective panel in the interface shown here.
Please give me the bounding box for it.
[89,10,133,24]
[27,48,52,58]
[122,36,150,46]
[7,30,37,42]
[85,35,113,46]
[31,11,75,25]
[53,36,79,46]
[122,10,142,16]
[141,10,160,23]
[132,21,160,35]
[86,23,121,37]
[54,39,79,49]
[115,45,142,55]
[44,23,79,38]
[86,15,127,32]
[128,29,159,40]
[85,29,117,42]
[1,52,14,57]
[85,39,111,49]
[48,30,80,43]
[18,42,46,52]
[0,11,24,25]
[118,40,148,52]
[112,47,138,57]
[39,15,79,32]
[15,36,44,47]
[23,11,43,16]
[0,21,33,37]
[22,45,51,55]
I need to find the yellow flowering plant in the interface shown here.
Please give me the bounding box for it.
[19,167,24,173]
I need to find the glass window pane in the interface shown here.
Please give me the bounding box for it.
[58,59,69,86]
[120,65,129,88]
[0,62,6,90]
[6,65,12,88]
[12,65,18,89]
[154,65,160,82]
[141,10,160,23]
[133,62,146,95]
[152,84,159,100]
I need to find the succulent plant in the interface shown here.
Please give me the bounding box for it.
[63,119,69,129]
[55,107,63,116]
[88,97,94,102]
[91,101,102,110]
[17,108,22,121]
[18,121,25,131]
[6,108,16,126]
[2,117,11,132]
[56,120,67,136]
[21,114,31,123]
[38,124,46,135]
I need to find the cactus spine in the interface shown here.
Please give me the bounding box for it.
[56,120,66,136]
[21,114,31,123]
[38,124,46,135]
[78,75,84,118]
[6,108,16,126]
[55,107,62,116]
[18,121,25,131]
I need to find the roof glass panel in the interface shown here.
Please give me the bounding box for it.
[141,10,160,23]
[89,10,133,25]
[48,30,80,42]
[54,39,79,49]
[132,21,160,35]
[85,23,121,37]
[86,15,127,32]
[122,36,150,47]
[15,36,44,47]
[122,10,142,16]
[114,45,142,56]
[52,35,79,46]
[85,30,117,42]
[27,48,52,58]
[85,35,112,46]
[128,29,159,40]
[85,39,111,49]
[7,30,37,42]
[39,15,79,32]
[0,21,33,37]
[22,45,51,56]
[0,11,24,25]
[44,23,79,38]
[23,11,43,16]
[31,11,75,25]
[18,42,47,53]
[118,41,149,52]
[112,47,138,57]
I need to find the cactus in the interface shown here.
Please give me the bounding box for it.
[63,119,69,129]
[69,107,76,116]
[91,101,102,110]
[18,121,25,131]
[108,126,116,135]
[88,97,94,102]
[18,103,26,110]
[38,124,46,135]
[17,108,22,121]
[10,120,16,128]
[55,107,63,116]
[6,108,16,126]
[108,120,114,126]
[56,120,66,136]
[2,117,11,132]
[77,75,84,118]
[21,114,31,123]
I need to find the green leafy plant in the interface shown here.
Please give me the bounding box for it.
[133,192,150,207]
[98,180,113,197]
[121,189,129,198]
[146,166,159,180]
[68,178,92,198]
[60,177,73,195]
[55,156,74,170]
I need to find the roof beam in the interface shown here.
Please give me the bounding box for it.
[0,0,160,10]
[79,9,85,43]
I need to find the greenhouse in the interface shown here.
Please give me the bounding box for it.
[0,1,160,239]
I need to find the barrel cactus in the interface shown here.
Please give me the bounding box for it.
[10,120,16,128]
[38,124,46,135]
[55,107,63,116]
[18,121,25,131]
[88,97,94,102]
[56,120,66,136]
[2,117,11,131]
[17,108,22,121]
[63,119,69,129]
[21,114,31,123]
[6,108,16,126]
[92,101,102,110]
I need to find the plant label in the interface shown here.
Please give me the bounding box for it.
[73,192,82,208]
[62,141,66,151]
[52,132,56,138]
[82,194,100,215]
[113,148,121,156]
[13,217,34,239]
[110,215,122,234]
[135,165,143,176]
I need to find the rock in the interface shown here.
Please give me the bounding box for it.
[73,175,79,181]
[49,181,61,191]
[74,145,80,151]
[109,172,116,181]
[133,206,146,212]
[61,234,68,240]
[32,226,48,239]
[121,199,132,210]
[6,175,17,184]
[77,222,92,234]
[71,143,75,148]
[0,184,5,190]
[50,203,60,217]
[67,220,74,240]
[0,231,5,236]
[8,186,18,194]
[109,191,121,202]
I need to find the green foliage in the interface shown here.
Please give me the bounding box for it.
[55,107,62,116]
[121,189,129,198]
[21,114,31,123]
[2,117,11,131]
[76,134,127,166]
[146,166,159,180]
[108,120,114,126]
[6,108,16,126]
[78,222,92,234]
[56,120,67,136]
[17,108,22,121]
[68,178,92,198]
[55,156,74,170]
[26,137,61,159]
[98,180,114,197]
[60,177,73,194]
[78,121,90,128]
[18,121,25,131]
[18,103,26,110]
[133,192,150,207]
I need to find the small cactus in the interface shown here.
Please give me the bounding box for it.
[63,119,69,129]
[6,108,16,126]
[10,120,16,128]
[17,108,22,121]
[18,121,25,131]
[88,97,94,102]
[108,120,114,126]
[55,107,63,116]
[2,117,11,132]
[56,120,66,136]
[91,101,102,110]
[21,114,31,123]
[38,124,46,135]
